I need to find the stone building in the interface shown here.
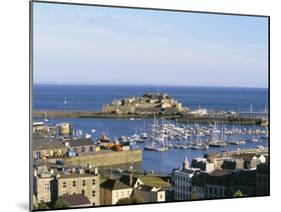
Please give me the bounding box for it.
[56,170,100,206]
[100,178,133,205]
[32,138,98,160]
[33,167,53,204]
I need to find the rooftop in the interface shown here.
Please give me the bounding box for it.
[60,194,91,206]
[58,172,97,179]
[119,174,141,186]
[209,169,232,177]
[100,178,132,190]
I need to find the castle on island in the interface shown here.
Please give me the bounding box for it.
[102,93,189,115]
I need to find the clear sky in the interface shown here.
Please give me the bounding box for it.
[33,2,268,88]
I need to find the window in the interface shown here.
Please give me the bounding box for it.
[127,191,130,196]
[92,190,96,197]
[63,182,67,188]
[44,183,50,192]
[115,192,119,198]
[72,181,76,187]
[219,188,223,196]
[92,179,96,185]
[82,180,86,186]
[121,191,124,197]
[214,187,217,195]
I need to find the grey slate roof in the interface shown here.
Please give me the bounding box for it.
[66,138,94,147]
[60,194,91,206]
[119,175,140,187]
[100,178,131,190]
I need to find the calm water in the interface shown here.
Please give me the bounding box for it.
[33,85,269,174]
[33,85,268,112]
[33,117,268,175]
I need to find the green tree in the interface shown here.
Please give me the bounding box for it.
[54,198,69,209]
[116,197,141,205]
[191,191,199,200]
[233,190,244,197]
[36,203,49,210]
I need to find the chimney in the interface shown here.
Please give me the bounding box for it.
[94,167,98,175]
[182,157,190,170]
[129,173,133,187]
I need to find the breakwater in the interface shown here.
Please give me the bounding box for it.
[205,148,269,161]
[64,150,142,167]
[33,110,267,125]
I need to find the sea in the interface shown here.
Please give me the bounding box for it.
[33,84,269,174]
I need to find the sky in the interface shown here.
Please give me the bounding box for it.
[33,2,269,88]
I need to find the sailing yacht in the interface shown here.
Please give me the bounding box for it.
[43,109,49,122]
[208,123,227,147]
[64,97,68,104]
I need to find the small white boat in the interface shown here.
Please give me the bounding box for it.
[64,97,68,104]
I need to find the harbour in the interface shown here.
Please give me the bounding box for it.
[33,116,268,175]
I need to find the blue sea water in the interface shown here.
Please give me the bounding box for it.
[33,85,269,174]
[33,84,268,112]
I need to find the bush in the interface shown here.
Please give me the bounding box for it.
[116,197,141,205]
[54,198,69,209]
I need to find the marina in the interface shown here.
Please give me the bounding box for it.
[34,116,268,174]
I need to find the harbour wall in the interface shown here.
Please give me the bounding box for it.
[33,110,267,126]
[64,150,142,167]
[205,148,269,161]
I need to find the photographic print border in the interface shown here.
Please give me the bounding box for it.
[29,1,270,211]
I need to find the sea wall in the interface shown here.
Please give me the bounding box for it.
[64,150,142,167]
[205,148,268,161]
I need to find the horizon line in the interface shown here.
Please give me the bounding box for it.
[33,82,268,89]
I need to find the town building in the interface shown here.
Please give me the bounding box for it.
[119,174,144,189]
[205,169,232,199]
[221,158,244,170]
[173,158,201,200]
[32,137,98,160]
[100,178,133,205]
[33,166,53,204]
[256,162,269,195]
[191,157,215,172]
[56,169,100,206]
[134,185,165,203]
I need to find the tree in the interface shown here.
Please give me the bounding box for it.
[36,203,49,210]
[191,191,199,200]
[233,190,244,197]
[54,198,69,209]
[116,197,141,205]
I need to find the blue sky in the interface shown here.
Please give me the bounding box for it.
[33,2,268,88]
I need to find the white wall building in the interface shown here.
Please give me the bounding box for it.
[174,158,201,200]
[100,179,133,205]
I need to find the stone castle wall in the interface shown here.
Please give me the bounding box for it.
[64,150,142,167]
